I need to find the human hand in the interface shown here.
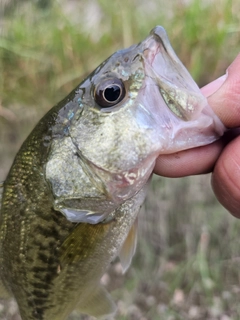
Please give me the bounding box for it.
[154,54,240,218]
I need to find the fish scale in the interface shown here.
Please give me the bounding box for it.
[0,106,69,319]
[0,111,143,318]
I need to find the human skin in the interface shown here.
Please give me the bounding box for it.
[154,54,240,218]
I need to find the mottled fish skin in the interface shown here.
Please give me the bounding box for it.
[0,97,146,319]
[0,26,225,320]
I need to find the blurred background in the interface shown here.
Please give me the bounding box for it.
[1,0,240,319]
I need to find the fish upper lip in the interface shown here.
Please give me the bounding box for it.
[142,26,170,62]
[147,26,182,65]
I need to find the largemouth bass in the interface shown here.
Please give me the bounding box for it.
[0,26,224,320]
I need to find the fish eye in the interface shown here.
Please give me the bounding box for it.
[94,78,126,108]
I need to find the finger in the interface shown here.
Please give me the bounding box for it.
[153,140,223,177]
[211,136,240,218]
[201,74,227,97]
[154,129,240,177]
[204,53,240,128]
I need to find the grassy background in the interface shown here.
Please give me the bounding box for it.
[1,0,240,319]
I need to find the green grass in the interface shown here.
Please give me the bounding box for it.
[1,1,240,319]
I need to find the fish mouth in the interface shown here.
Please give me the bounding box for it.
[132,25,225,155]
[141,26,207,122]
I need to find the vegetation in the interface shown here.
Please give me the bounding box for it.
[1,0,240,319]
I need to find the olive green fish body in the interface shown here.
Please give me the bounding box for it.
[0,101,72,319]
[0,99,144,319]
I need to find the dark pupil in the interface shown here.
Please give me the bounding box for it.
[104,85,121,102]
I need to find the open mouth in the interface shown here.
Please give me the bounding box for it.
[141,26,208,121]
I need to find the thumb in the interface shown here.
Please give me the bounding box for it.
[202,53,240,128]
[205,54,240,218]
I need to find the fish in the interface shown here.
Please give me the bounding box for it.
[0,26,225,320]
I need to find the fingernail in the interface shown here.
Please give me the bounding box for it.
[201,73,228,97]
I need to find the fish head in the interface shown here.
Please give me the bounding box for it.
[46,26,225,223]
